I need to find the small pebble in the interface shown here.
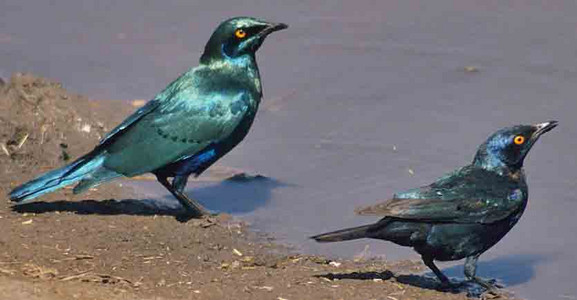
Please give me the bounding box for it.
[328,261,341,267]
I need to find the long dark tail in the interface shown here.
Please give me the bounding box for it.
[9,152,108,203]
[311,224,372,242]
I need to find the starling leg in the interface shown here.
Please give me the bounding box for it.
[464,255,503,291]
[156,175,209,218]
[422,256,451,287]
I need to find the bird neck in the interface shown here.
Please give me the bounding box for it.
[472,150,523,178]
[200,54,262,97]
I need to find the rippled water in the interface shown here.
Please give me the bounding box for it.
[2,1,577,299]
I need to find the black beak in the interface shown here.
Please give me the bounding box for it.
[259,22,288,37]
[532,120,558,138]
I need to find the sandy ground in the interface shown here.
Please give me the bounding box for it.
[0,74,516,300]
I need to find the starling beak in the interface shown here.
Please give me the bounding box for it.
[532,120,558,137]
[259,23,289,36]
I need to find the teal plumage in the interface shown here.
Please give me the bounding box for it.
[9,17,287,217]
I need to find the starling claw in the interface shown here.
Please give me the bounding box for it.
[469,277,504,292]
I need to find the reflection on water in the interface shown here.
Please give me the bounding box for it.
[3,1,577,299]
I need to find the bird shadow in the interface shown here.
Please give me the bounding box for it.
[12,176,287,220]
[13,198,185,217]
[316,269,462,295]
[438,253,544,286]
[315,254,544,297]
[186,175,288,214]
[316,270,395,281]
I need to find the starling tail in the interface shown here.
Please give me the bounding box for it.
[9,151,112,203]
[311,224,371,242]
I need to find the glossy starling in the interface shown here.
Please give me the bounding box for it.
[10,17,288,217]
[312,121,558,292]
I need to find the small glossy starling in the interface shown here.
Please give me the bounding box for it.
[312,121,558,292]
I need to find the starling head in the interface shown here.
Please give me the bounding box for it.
[200,17,287,64]
[473,121,558,172]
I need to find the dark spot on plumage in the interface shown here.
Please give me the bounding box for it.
[155,128,191,143]
[209,104,225,117]
[222,42,236,58]
[230,99,246,115]
[156,128,170,140]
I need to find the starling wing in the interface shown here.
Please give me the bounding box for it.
[356,166,526,224]
[100,90,252,177]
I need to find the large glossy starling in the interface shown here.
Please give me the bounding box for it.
[9,17,288,217]
[312,121,558,291]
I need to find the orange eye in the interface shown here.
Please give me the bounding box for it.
[235,29,247,39]
[514,135,525,145]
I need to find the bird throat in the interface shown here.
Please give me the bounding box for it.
[208,54,262,97]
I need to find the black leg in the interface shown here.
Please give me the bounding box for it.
[422,255,451,287]
[464,255,503,292]
[156,175,209,218]
[172,175,188,192]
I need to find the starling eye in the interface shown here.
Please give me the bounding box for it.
[235,29,247,39]
[513,135,525,145]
